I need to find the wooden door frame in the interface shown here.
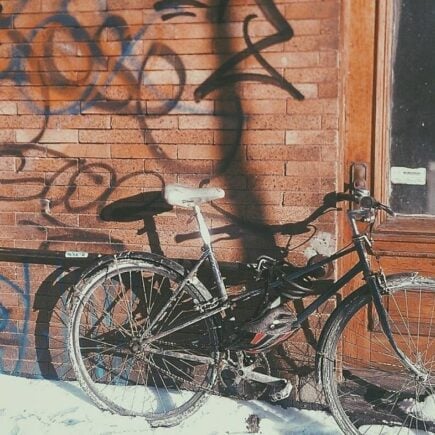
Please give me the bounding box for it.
[338,0,377,285]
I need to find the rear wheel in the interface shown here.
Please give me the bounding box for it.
[320,275,435,434]
[68,255,220,427]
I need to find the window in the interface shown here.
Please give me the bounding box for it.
[389,0,435,215]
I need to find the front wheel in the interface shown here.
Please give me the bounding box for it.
[68,254,221,427]
[320,274,435,434]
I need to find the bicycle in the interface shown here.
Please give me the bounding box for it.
[67,183,435,434]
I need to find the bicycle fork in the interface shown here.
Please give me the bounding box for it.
[367,274,428,382]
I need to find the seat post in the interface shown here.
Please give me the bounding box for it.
[194,205,211,247]
[193,205,228,302]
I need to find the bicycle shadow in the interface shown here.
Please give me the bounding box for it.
[100,190,340,257]
[34,267,85,380]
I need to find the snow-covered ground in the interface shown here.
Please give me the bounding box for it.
[0,373,341,434]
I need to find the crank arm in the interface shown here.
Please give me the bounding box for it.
[238,369,287,386]
[238,368,293,401]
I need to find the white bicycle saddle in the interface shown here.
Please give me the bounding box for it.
[164,184,225,207]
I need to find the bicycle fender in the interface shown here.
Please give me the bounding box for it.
[74,251,214,301]
[314,272,422,385]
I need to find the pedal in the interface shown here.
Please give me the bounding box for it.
[269,380,293,402]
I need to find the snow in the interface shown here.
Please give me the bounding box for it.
[2,374,434,434]
[0,373,341,434]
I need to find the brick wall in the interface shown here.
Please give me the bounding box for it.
[0,0,340,384]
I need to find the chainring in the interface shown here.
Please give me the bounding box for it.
[219,351,270,400]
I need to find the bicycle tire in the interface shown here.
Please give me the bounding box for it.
[68,253,221,427]
[319,274,435,434]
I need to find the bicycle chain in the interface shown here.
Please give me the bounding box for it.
[139,341,222,396]
[141,340,270,399]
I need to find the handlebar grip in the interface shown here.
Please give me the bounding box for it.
[335,192,357,203]
[380,203,396,217]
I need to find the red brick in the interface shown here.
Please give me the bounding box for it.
[242,83,295,100]
[111,115,177,130]
[320,52,338,67]
[295,84,319,99]
[319,82,339,98]
[79,130,143,144]
[0,115,44,129]
[219,190,283,206]
[108,0,145,9]
[18,158,78,172]
[47,227,110,243]
[243,130,285,145]
[239,99,287,115]
[283,192,325,206]
[247,114,320,130]
[285,67,337,83]
[0,102,18,115]
[224,160,285,176]
[113,172,170,187]
[0,213,15,226]
[248,176,320,192]
[2,1,41,13]
[285,2,340,20]
[83,158,144,173]
[0,158,16,171]
[169,39,213,55]
[46,144,110,158]
[321,146,339,161]
[179,174,247,190]
[291,20,322,35]
[179,115,241,130]
[286,130,337,145]
[47,116,110,129]
[247,145,321,161]
[286,161,336,177]
[17,129,78,144]
[178,144,234,160]
[321,19,340,35]
[111,144,177,159]
[248,205,319,224]
[145,159,213,174]
[285,34,339,52]
[0,225,46,241]
[287,98,338,114]
[245,52,319,69]
[41,0,106,11]
[16,212,78,228]
[322,114,339,129]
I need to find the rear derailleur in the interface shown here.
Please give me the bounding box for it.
[219,351,292,402]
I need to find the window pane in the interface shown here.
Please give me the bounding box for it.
[390,0,435,215]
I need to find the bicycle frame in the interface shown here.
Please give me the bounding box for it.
[188,204,368,321]
[144,202,426,380]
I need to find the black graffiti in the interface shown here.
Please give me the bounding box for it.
[195,0,305,101]
[0,1,303,164]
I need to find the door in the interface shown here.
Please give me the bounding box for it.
[340,0,435,368]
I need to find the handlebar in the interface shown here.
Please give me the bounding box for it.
[334,190,395,217]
